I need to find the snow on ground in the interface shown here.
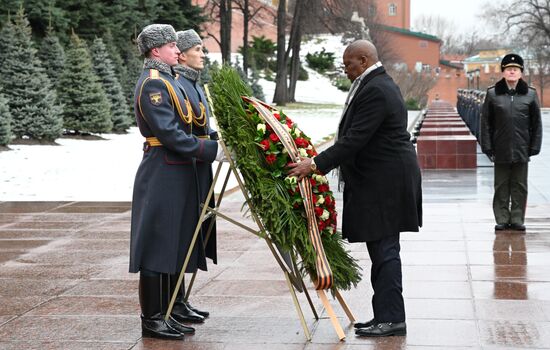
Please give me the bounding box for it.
[0,34,421,202]
[0,110,420,201]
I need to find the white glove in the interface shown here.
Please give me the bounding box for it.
[215,141,229,162]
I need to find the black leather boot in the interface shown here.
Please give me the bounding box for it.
[161,275,196,334]
[186,301,209,318]
[139,274,184,340]
[169,275,205,324]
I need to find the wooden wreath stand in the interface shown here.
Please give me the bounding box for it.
[164,139,356,341]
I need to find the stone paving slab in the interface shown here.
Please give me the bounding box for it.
[0,120,549,349]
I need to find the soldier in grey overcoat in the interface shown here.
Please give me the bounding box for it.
[150,28,220,327]
[129,24,225,340]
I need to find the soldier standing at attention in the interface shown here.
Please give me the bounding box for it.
[157,28,220,328]
[129,24,225,340]
[481,54,543,232]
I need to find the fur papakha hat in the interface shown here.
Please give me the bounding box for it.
[137,24,177,55]
[176,29,202,52]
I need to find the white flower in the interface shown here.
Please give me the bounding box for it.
[257,123,266,134]
[292,128,301,137]
[307,145,312,150]
[282,148,288,154]
[320,209,330,221]
[284,176,298,185]
[313,174,328,184]
[299,148,308,157]
[316,195,325,205]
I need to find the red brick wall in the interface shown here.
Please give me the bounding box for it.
[385,31,440,70]
[370,0,410,29]
[428,67,467,106]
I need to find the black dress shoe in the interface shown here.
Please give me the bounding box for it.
[167,316,195,334]
[186,302,209,318]
[509,223,526,231]
[355,322,406,337]
[171,301,205,324]
[354,318,376,329]
[141,316,184,340]
[495,224,508,231]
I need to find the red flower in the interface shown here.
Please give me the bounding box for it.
[318,221,326,231]
[306,149,316,156]
[266,154,277,164]
[273,112,281,120]
[269,133,279,143]
[286,118,293,128]
[310,178,317,187]
[324,196,332,207]
[294,137,308,148]
[330,211,337,220]
[318,184,329,193]
[312,194,317,204]
[260,139,270,151]
[314,207,323,217]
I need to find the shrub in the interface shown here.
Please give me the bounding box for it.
[333,76,351,91]
[241,35,276,71]
[405,98,420,110]
[305,48,335,73]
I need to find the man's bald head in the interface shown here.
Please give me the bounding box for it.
[344,40,379,62]
[342,40,379,82]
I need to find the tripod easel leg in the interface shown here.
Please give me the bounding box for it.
[317,289,346,341]
[284,271,312,341]
[335,289,356,323]
[184,165,233,301]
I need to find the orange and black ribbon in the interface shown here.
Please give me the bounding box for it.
[243,96,333,290]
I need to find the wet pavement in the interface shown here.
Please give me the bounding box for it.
[1,121,549,349]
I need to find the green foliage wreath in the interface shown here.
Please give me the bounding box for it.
[209,66,361,291]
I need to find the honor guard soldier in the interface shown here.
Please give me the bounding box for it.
[129,24,225,340]
[151,28,220,327]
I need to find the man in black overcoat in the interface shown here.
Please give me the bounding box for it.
[129,24,225,340]
[288,40,422,337]
[480,53,543,231]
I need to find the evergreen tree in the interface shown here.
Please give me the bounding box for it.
[0,20,16,69]
[38,27,65,89]
[0,93,12,146]
[90,37,132,133]
[122,47,143,118]
[58,33,112,134]
[0,8,62,141]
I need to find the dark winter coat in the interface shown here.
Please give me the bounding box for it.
[315,66,422,243]
[129,67,218,274]
[481,78,543,163]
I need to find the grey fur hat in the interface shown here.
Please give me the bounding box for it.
[137,24,177,55]
[176,29,202,52]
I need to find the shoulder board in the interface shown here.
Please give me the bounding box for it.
[149,69,160,79]
[528,85,537,91]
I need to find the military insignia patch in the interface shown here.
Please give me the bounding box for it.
[149,92,162,106]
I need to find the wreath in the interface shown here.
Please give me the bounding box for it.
[209,67,361,291]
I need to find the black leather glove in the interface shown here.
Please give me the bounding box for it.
[209,131,219,141]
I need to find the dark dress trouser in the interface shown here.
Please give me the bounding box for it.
[366,233,405,323]
[493,162,528,225]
